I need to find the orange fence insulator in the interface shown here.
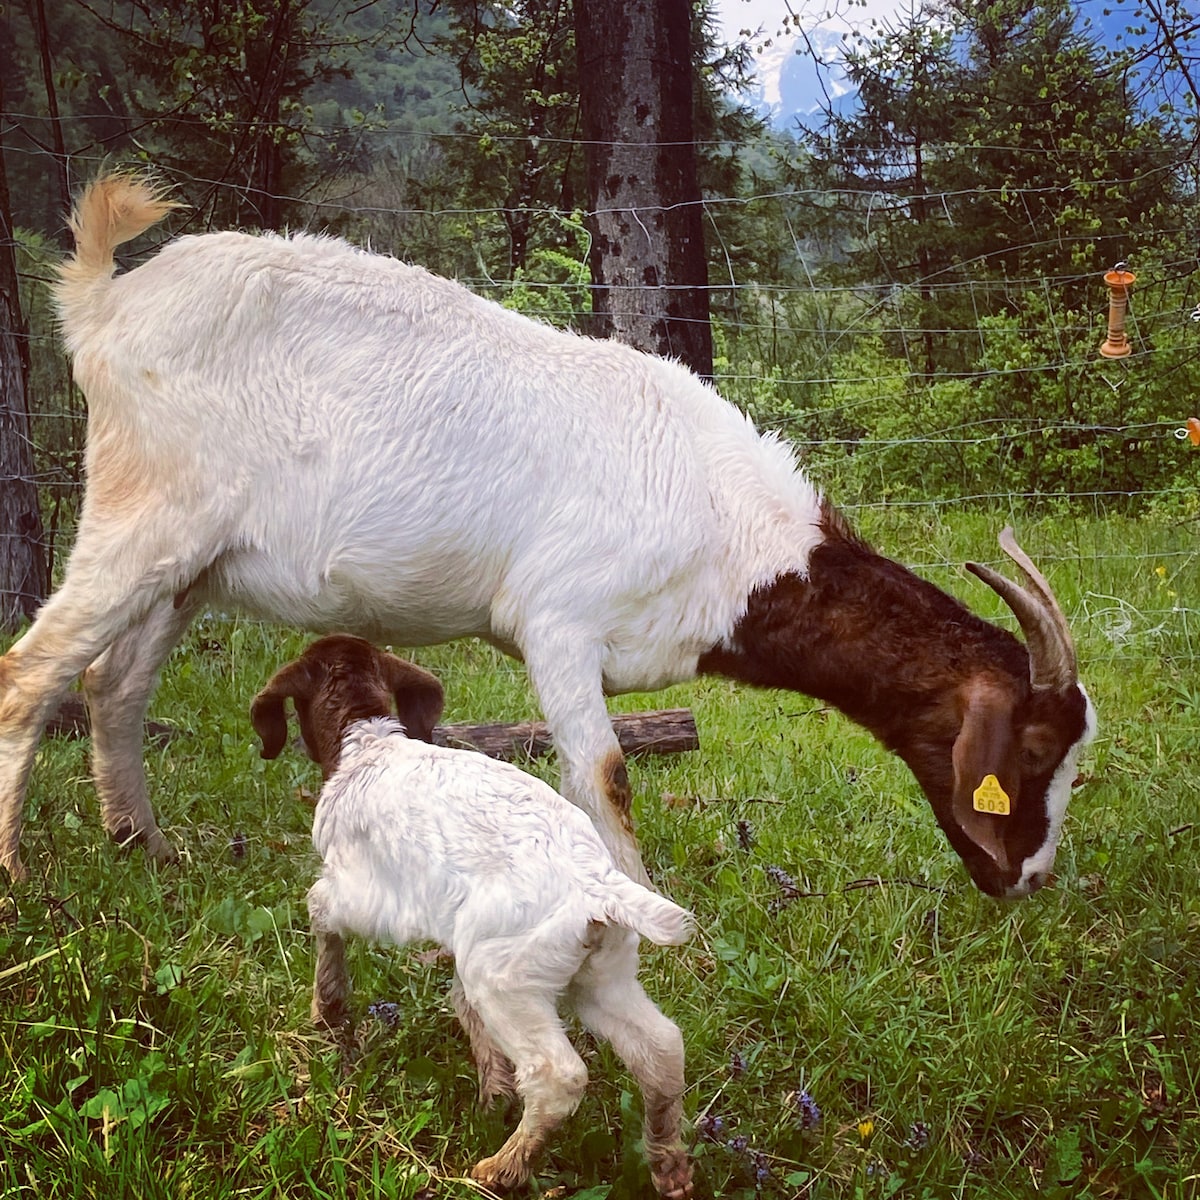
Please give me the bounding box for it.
[1098,266,1137,359]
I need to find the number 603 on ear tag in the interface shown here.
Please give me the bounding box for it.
[973,774,1011,815]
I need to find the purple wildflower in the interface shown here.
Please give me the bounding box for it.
[905,1121,930,1151]
[753,1151,770,1185]
[367,1000,400,1027]
[727,1134,749,1153]
[789,1088,822,1129]
[696,1113,727,1142]
[765,864,801,911]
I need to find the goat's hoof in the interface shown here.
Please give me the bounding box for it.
[107,822,179,866]
[470,1150,530,1193]
[142,830,181,866]
[312,1001,352,1034]
[651,1150,694,1200]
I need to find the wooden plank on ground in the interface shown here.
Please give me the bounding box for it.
[435,708,699,760]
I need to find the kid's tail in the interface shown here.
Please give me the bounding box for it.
[597,872,695,947]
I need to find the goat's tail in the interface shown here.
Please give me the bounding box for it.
[56,172,180,305]
[596,872,695,947]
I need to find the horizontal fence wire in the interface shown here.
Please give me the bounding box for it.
[5,137,1200,672]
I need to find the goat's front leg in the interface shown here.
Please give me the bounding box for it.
[82,597,198,864]
[311,929,351,1033]
[522,635,650,886]
[307,879,352,1032]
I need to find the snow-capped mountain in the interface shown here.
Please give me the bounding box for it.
[741,25,856,129]
[725,0,1170,132]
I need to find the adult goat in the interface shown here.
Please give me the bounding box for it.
[0,172,1095,897]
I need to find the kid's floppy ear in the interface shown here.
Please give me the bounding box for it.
[382,654,445,743]
[250,659,319,759]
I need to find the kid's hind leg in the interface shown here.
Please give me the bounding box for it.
[450,971,516,1106]
[569,932,692,1199]
[461,984,588,1192]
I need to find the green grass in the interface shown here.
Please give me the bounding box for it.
[2,512,1198,1199]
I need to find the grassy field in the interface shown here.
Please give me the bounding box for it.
[1,511,1197,1199]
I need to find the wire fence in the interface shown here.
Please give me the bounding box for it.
[5,140,1200,670]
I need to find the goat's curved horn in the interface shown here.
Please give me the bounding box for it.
[966,526,1077,691]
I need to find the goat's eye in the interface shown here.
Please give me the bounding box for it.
[1019,726,1061,774]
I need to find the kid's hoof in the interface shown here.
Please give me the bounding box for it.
[651,1150,694,1199]
[470,1149,530,1193]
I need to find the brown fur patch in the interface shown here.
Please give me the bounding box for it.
[598,749,634,832]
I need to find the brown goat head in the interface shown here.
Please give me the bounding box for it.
[250,634,445,777]
[698,523,1095,899]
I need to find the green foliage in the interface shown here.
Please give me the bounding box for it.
[499,230,591,325]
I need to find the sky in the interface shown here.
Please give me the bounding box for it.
[713,0,907,44]
[711,0,1170,127]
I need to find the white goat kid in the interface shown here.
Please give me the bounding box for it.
[250,635,694,1199]
[0,172,1094,901]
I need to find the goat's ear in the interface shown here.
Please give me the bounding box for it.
[382,654,444,744]
[950,682,1020,872]
[250,659,318,759]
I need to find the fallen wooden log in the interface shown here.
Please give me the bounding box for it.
[43,694,699,764]
[435,708,699,761]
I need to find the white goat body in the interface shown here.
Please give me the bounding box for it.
[310,717,693,956]
[61,221,817,662]
[248,632,695,1198]
[311,722,693,1194]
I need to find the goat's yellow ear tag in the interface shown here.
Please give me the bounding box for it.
[973,774,1011,816]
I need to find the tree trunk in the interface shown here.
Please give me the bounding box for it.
[574,0,713,378]
[0,71,50,631]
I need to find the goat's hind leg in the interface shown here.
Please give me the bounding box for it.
[0,511,222,879]
[82,596,199,864]
[0,583,166,879]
